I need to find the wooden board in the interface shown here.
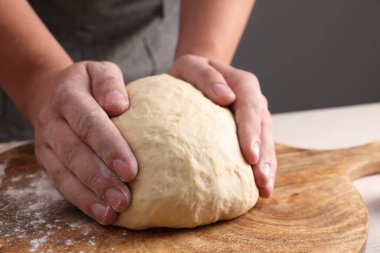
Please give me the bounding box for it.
[1,142,379,252]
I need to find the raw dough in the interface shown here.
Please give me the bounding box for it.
[112,74,258,230]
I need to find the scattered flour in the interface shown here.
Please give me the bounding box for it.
[5,170,63,202]
[1,167,112,252]
[89,237,97,246]
[30,235,49,252]
[1,170,65,242]
[69,220,84,229]
[0,169,67,251]
[0,161,7,187]
[10,175,23,183]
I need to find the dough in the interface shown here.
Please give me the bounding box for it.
[112,74,258,230]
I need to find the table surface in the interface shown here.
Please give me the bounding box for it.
[1,103,379,252]
[272,102,380,253]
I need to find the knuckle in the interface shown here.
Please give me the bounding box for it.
[91,62,123,90]
[35,110,49,131]
[70,191,81,206]
[246,96,266,116]
[88,61,105,71]
[241,71,258,82]
[237,72,260,91]
[178,54,197,64]
[100,74,119,87]
[61,140,82,169]
[272,158,278,171]
[261,103,273,128]
[261,95,269,110]
[268,157,278,179]
[88,156,117,196]
[70,190,87,209]
[87,171,108,197]
[248,72,260,83]
[34,119,57,152]
[236,104,262,122]
[33,140,45,161]
[101,62,122,78]
[89,61,122,79]
[74,110,101,141]
[60,188,100,216]
[256,99,264,114]
[55,87,80,108]
[101,61,118,69]
[264,118,274,133]
[201,67,220,84]
[47,169,65,193]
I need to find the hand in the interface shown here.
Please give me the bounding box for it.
[29,61,138,224]
[168,55,277,197]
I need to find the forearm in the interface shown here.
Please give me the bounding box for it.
[176,0,255,64]
[0,0,72,120]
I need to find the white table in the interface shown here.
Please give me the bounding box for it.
[1,103,379,251]
[273,102,380,252]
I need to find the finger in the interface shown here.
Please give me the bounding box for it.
[44,119,131,212]
[169,55,236,106]
[211,61,263,164]
[59,93,138,182]
[235,106,262,165]
[35,144,117,225]
[86,61,129,116]
[209,59,243,86]
[252,114,277,198]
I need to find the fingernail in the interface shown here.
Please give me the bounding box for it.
[251,141,260,163]
[104,91,128,110]
[113,159,137,182]
[212,83,230,97]
[104,188,129,212]
[91,202,110,224]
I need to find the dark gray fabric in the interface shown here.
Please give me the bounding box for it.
[0,0,179,141]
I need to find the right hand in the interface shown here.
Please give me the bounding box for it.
[168,55,277,197]
[29,61,137,225]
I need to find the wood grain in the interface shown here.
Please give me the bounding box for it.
[1,142,379,253]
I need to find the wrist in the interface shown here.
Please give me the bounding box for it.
[24,63,71,124]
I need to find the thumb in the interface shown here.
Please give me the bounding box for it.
[86,61,129,116]
[169,55,236,106]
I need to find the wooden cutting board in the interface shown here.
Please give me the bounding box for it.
[0,142,379,253]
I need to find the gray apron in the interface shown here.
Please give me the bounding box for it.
[0,0,179,142]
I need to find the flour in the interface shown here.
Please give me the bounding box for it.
[69,220,84,229]
[0,167,109,252]
[10,175,23,183]
[89,236,97,246]
[30,235,49,252]
[0,161,7,188]
[1,170,65,238]
[5,170,63,202]
[0,169,66,249]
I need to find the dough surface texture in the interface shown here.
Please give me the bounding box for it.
[112,74,258,230]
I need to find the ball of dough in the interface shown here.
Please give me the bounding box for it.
[112,74,258,230]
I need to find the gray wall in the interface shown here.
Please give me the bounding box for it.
[233,0,380,113]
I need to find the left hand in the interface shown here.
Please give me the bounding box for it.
[168,55,277,197]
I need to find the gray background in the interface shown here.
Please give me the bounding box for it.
[233,0,380,113]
